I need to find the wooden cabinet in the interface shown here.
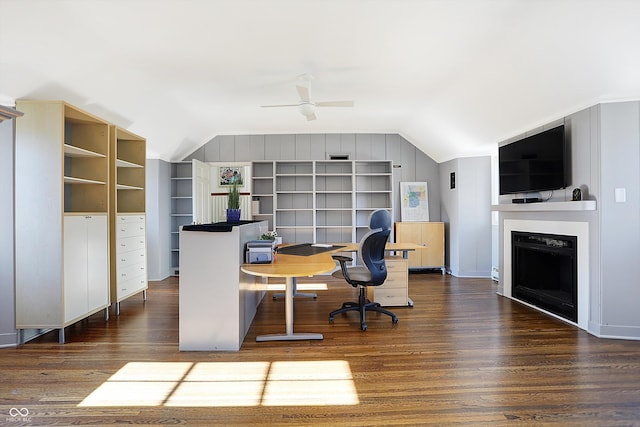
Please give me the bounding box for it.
[395,222,445,273]
[366,256,409,306]
[15,100,111,343]
[109,126,147,311]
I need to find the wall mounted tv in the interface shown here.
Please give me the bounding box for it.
[499,124,569,201]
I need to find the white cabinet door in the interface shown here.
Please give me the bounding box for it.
[64,216,89,322]
[64,215,109,322]
[87,215,109,312]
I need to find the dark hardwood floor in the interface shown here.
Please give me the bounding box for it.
[1,273,640,426]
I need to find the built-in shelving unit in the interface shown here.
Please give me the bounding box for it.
[315,160,353,243]
[354,161,393,241]
[109,126,147,313]
[15,100,111,343]
[251,160,393,244]
[251,161,275,230]
[171,161,193,275]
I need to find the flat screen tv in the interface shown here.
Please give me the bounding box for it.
[499,124,569,198]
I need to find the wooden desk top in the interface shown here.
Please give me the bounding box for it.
[241,251,338,278]
[240,242,423,278]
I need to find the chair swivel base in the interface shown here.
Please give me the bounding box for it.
[329,296,398,331]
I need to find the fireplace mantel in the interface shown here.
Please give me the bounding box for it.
[491,200,596,212]
[492,200,596,212]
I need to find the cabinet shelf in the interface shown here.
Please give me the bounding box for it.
[64,176,106,185]
[116,158,144,168]
[116,183,144,190]
[63,144,106,158]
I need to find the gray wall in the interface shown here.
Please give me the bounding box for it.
[440,156,492,277]
[497,101,640,339]
[598,102,640,334]
[184,133,443,223]
[0,118,17,347]
[146,159,172,280]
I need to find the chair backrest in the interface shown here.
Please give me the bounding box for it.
[357,210,391,286]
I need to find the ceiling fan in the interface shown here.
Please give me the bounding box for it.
[261,74,354,121]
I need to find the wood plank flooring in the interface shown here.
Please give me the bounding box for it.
[1,273,640,426]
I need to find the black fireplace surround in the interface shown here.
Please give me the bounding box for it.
[512,231,578,323]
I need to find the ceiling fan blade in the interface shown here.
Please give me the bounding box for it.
[314,100,355,107]
[260,104,299,108]
[305,111,317,121]
[296,85,311,102]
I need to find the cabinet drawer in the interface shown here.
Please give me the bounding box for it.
[116,235,146,253]
[381,274,406,289]
[372,289,407,306]
[385,259,407,272]
[116,221,146,238]
[116,248,146,269]
[118,262,146,282]
[117,276,147,300]
[117,215,146,224]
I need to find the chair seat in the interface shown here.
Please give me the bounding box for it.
[332,266,372,283]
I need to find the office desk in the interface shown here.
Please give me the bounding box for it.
[241,242,423,341]
[241,248,338,342]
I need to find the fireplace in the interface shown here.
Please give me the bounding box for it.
[511,231,577,322]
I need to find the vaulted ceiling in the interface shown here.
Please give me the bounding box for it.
[2,0,640,162]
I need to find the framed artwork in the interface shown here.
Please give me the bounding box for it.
[400,182,429,221]
[219,166,244,186]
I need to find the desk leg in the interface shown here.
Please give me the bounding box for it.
[256,277,323,342]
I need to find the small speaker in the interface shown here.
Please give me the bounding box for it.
[572,188,582,201]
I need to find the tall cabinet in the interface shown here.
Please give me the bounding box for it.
[15,100,111,343]
[109,126,147,314]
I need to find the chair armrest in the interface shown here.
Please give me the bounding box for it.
[331,255,352,263]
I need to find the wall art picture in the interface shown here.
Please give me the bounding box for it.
[400,181,429,221]
[219,166,244,186]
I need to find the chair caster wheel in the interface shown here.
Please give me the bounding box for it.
[361,323,367,331]
[329,316,334,323]
[392,317,398,324]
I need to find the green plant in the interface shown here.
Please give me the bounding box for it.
[260,231,278,240]
[227,180,240,209]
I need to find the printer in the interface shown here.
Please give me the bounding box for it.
[245,240,276,264]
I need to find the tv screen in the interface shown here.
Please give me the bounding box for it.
[499,125,569,195]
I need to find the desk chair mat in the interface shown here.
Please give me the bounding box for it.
[276,243,345,256]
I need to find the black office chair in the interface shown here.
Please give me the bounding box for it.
[329,209,398,331]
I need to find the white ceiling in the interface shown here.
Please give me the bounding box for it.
[2,0,640,162]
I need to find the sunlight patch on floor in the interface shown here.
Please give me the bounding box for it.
[78,360,359,407]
